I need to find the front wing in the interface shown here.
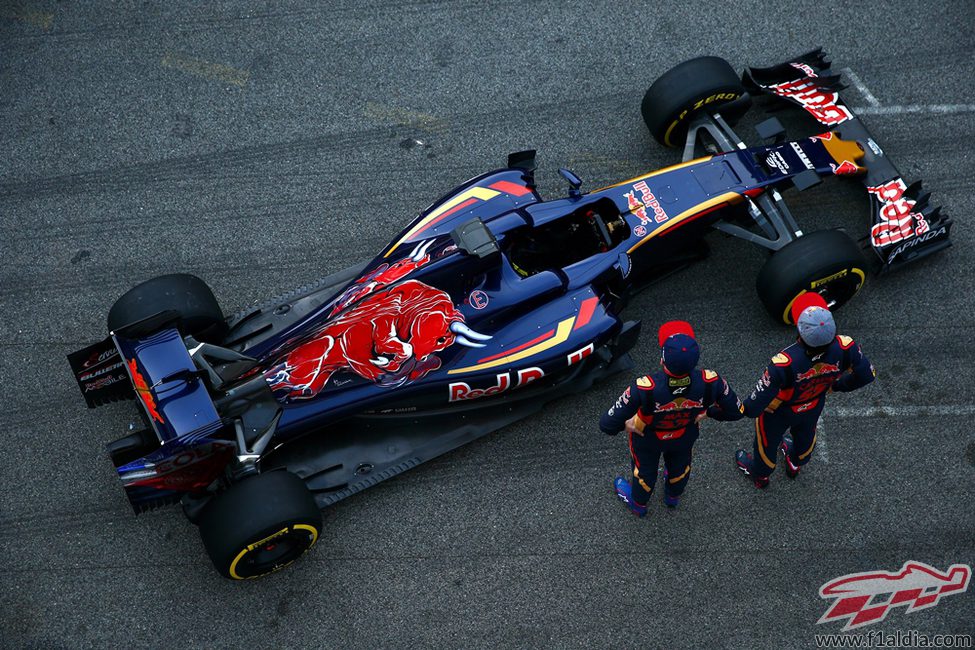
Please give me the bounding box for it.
[743,48,952,273]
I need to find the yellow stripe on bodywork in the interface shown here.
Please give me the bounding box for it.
[447,317,575,374]
[385,186,500,258]
[592,156,713,192]
[627,191,743,254]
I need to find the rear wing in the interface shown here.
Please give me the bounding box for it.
[68,322,223,444]
[742,48,952,273]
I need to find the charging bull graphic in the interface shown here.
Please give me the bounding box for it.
[266,279,491,399]
[818,561,971,631]
[330,240,436,316]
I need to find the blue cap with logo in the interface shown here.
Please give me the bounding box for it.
[658,320,700,376]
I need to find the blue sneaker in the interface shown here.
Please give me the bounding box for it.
[613,476,648,517]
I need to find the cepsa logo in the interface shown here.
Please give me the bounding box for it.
[449,367,544,402]
[818,561,971,631]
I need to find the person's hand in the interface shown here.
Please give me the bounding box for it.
[695,411,708,424]
[625,416,640,436]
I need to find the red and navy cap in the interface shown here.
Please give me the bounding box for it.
[789,292,828,325]
[790,293,836,347]
[658,320,699,376]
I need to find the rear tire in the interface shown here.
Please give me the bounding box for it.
[756,229,868,324]
[641,56,749,148]
[107,273,226,341]
[199,471,322,580]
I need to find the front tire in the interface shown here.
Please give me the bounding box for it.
[641,56,749,148]
[199,471,322,580]
[756,229,868,324]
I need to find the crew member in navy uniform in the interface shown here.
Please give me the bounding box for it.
[735,293,876,488]
[599,321,744,517]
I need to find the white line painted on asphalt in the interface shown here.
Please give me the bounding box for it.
[842,68,881,107]
[831,404,975,418]
[852,104,975,116]
[816,419,829,463]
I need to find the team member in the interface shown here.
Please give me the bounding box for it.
[735,294,875,488]
[600,321,744,516]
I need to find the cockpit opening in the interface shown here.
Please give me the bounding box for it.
[507,200,629,277]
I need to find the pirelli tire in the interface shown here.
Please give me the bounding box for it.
[642,56,749,148]
[199,470,322,580]
[107,273,227,342]
[756,229,868,325]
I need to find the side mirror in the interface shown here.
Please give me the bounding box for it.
[558,167,583,198]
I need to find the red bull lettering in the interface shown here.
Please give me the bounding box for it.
[448,367,545,402]
[626,181,669,224]
[867,178,930,248]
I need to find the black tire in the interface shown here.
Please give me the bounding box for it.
[756,229,868,325]
[641,56,748,148]
[107,273,226,341]
[199,471,322,580]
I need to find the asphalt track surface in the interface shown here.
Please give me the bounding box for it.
[2,2,974,648]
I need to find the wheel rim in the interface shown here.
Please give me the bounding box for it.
[229,524,318,579]
[782,267,865,324]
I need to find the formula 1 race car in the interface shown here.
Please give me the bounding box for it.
[69,49,950,579]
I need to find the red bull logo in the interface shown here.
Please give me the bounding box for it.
[796,362,841,382]
[655,397,703,413]
[818,561,971,631]
[128,358,164,424]
[624,181,668,225]
[331,240,435,315]
[266,279,492,399]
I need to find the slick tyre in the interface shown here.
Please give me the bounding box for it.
[642,56,749,147]
[107,273,226,342]
[199,471,322,580]
[756,229,868,325]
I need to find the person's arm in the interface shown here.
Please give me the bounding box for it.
[599,380,643,435]
[742,361,787,418]
[832,340,876,392]
[706,374,745,421]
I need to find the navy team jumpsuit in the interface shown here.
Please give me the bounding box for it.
[741,334,875,480]
[601,368,743,504]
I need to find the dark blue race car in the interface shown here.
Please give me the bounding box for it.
[69,50,950,579]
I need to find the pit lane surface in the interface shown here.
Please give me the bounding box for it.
[2,2,973,648]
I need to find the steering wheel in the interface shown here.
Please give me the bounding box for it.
[586,209,613,252]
